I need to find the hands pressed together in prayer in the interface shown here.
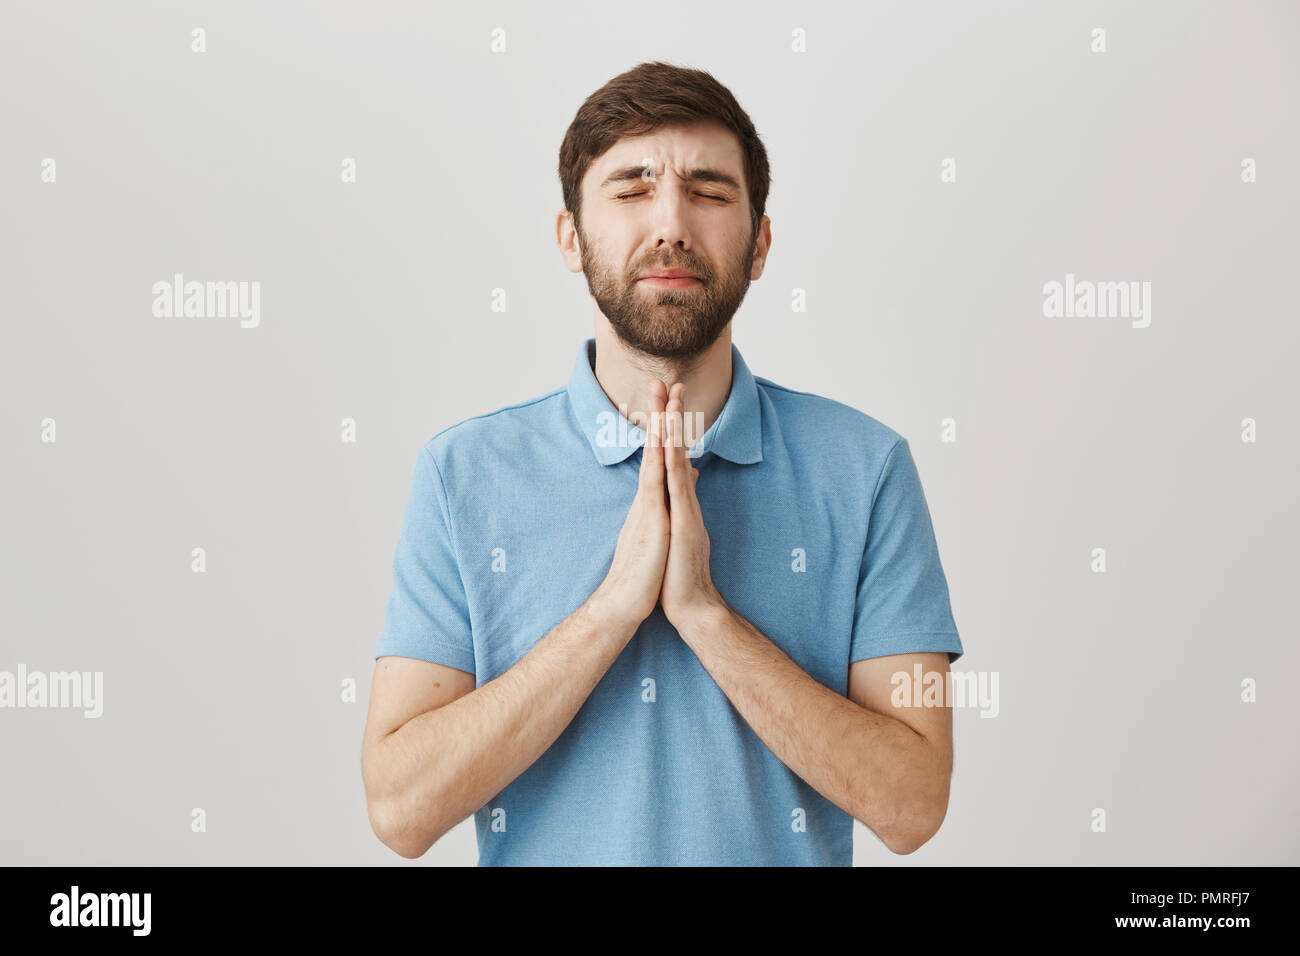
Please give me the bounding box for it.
[593,379,728,635]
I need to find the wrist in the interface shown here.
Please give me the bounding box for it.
[585,587,644,636]
[669,592,731,642]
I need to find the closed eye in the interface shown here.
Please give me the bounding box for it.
[615,191,729,202]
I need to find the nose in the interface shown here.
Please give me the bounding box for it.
[647,170,693,253]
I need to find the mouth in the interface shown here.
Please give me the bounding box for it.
[638,272,702,289]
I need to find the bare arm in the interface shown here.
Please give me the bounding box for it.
[361,592,637,858]
[680,602,954,855]
[362,380,675,859]
[655,381,954,855]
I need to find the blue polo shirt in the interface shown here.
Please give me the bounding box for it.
[375,337,963,865]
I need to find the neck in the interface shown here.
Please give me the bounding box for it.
[591,320,733,447]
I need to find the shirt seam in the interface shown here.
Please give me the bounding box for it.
[753,376,894,426]
[869,436,906,513]
[427,388,567,446]
[419,446,473,617]
[858,436,905,575]
[420,446,456,553]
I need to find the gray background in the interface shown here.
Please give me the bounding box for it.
[2,0,1296,865]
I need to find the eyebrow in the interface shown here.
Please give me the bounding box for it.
[598,164,742,192]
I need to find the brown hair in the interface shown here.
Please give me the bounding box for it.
[558,60,771,244]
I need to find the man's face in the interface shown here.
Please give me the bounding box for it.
[574,122,762,360]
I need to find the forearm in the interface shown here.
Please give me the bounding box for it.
[370,591,637,857]
[678,604,948,854]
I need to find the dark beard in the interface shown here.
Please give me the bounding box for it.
[579,225,756,360]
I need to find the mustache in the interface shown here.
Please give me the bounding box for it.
[633,262,709,280]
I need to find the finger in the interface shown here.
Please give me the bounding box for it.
[672,384,695,495]
[640,379,667,494]
[661,386,680,511]
[665,385,689,501]
[682,455,701,514]
[675,388,704,516]
[663,384,680,471]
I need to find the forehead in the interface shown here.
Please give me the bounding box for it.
[586,121,744,185]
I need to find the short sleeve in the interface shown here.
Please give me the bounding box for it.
[850,438,963,665]
[374,446,476,675]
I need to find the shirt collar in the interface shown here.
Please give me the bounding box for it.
[567,337,764,467]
